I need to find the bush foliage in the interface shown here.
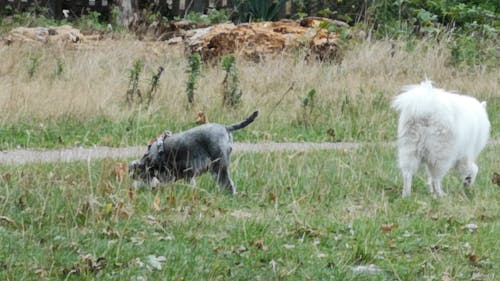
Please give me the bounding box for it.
[0,0,497,67]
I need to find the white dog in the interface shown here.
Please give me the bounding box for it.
[392,80,490,197]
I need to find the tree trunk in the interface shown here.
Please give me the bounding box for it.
[116,0,139,26]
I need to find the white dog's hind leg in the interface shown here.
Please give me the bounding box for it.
[426,160,452,197]
[425,166,435,194]
[398,149,420,198]
[402,171,414,198]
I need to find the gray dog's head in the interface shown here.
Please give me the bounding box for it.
[128,158,166,188]
[128,159,145,181]
[129,130,175,187]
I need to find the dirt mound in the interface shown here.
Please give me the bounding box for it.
[181,18,348,61]
[5,25,102,48]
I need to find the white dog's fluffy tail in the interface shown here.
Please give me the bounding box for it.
[391,80,453,123]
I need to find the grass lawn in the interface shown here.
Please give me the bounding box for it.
[1,144,498,280]
[0,25,498,281]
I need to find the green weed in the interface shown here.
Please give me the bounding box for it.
[126,59,144,105]
[145,66,164,107]
[298,88,317,127]
[27,54,40,78]
[186,53,202,105]
[54,57,64,78]
[221,54,242,108]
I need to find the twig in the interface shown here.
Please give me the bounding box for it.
[184,0,194,18]
[146,66,165,107]
[268,81,295,116]
[0,216,15,225]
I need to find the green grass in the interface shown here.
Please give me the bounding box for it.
[0,90,400,149]
[1,91,497,150]
[1,145,498,280]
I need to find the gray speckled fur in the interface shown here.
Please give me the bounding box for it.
[129,111,258,194]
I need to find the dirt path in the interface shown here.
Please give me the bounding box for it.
[0,140,497,165]
[0,142,365,165]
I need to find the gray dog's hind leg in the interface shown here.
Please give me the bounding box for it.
[211,165,236,195]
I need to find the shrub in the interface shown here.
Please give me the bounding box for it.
[234,0,288,22]
[186,53,202,105]
[126,59,144,105]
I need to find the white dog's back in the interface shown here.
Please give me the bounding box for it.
[392,80,490,197]
[392,80,489,159]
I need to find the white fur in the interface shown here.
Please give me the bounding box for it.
[392,80,490,197]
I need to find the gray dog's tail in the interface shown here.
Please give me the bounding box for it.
[226,111,259,132]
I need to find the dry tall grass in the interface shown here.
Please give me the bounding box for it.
[0,38,498,123]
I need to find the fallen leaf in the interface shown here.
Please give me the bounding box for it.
[128,188,136,201]
[471,272,488,281]
[103,203,113,214]
[168,196,176,207]
[2,173,11,181]
[92,257,107,272]
[78,252,107,273]
[133,257,145,268]
[102,134,113,143]
[144,215,158,225]
[441,272,451,281]
[491,172,500,186]
[195,111,208,124]
[114,163,126,182]
[131,236,145,245]
[153,197,161,211]
[34,267,48,277]
[268,192,277,203]
[468,253,479,263]
[387,239,396,248]
[462,223,479,233]
[380,223,398,233]
[145,255,166,270]
[253,238,268,251]
[233,245,248,254]
[351,264,383,275]
[157,235,174,241]
[269,259,277,272]
[230,210,252,219]
[326,128,335,138]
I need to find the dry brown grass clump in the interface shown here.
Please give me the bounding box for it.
[0,38,497,123]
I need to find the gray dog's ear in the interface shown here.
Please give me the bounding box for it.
[128,160,143,172]
[128,160,138,169]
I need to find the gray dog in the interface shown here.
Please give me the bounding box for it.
[129,111,258,194]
